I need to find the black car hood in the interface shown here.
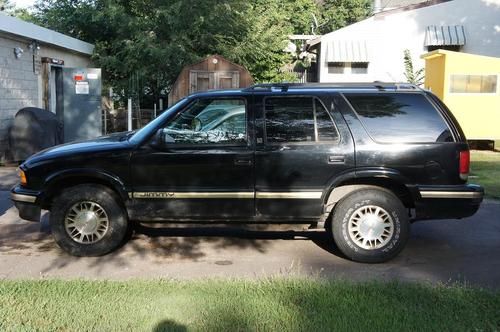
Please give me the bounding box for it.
[23,131,135,167]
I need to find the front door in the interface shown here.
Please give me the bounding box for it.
[130,96,254,221]
[253,92,355,220]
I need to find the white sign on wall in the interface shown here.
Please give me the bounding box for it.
[75,81,89,94]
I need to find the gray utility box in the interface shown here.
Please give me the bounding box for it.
[61,68,102,142]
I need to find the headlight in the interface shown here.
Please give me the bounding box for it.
[19,169,27,186]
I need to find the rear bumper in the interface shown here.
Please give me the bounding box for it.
[414,184,484,221]
[10,186,42,222]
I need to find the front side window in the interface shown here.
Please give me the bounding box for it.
[264,97,339,144]
[161,98,246,145]
[345,93,453,143]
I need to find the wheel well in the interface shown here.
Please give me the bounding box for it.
[327,177,414,209]
[319,178,414,226]
[42,176,126,210]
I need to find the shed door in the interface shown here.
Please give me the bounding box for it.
[217,71,240,89]
[189,71,215,93]
[189,70,240,93]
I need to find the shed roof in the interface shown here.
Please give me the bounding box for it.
[0,13,94,55]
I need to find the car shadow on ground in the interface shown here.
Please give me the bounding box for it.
[0,207,346,274]
[132,223,345,259]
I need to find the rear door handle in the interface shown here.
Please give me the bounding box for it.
[328,155,345,164]
[234,157,252,166]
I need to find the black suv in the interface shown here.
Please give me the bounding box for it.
[11,83,484,263]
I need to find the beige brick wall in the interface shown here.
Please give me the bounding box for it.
[0,32,92,162]
[0,33,39,162]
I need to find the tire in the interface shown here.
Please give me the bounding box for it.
[330,187,410,263]
[50,184,129,256]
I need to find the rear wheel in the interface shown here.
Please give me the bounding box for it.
[50,184,128,256]
[330,187,410,263]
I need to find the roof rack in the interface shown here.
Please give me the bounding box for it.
[242,82,421,92]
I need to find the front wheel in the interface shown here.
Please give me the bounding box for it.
[50,184,129,256]
[330,187,410,263]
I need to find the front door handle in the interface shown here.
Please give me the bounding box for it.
[328,155,345,164]
[234,158,252,166]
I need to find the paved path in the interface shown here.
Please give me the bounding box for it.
[0,167,18,190]
[1,181,499,287]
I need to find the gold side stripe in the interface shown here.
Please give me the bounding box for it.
[11,193,37,203]
[129,191,323,200]
[420,191,483,199]
[131,192,254,199]
[256,192,322,199]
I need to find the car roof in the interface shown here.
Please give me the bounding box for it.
[187,82,424,99]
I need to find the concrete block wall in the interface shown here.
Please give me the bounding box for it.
[0,34,40,162]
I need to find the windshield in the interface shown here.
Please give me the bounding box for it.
[128,98,189,144]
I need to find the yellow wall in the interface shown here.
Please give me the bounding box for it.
[422,50,500,140]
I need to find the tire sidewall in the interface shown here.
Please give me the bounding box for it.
[332,189,409,263]
[50,185,128,256]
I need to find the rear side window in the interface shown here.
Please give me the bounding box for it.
[264,97,339,143]
[345,93,453,143]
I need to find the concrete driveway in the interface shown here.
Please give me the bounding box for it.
[1,168,499,287]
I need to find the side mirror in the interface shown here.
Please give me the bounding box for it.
[150,129,175,149]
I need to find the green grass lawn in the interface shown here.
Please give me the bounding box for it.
[0,279,499,331]
[470,150,500,199]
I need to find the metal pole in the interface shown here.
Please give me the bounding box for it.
[154,103,157,118]
[159,99,163,112]
[127,98,132,131]
[103,106,107,135]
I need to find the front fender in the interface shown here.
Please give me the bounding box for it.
[42,168,129,205]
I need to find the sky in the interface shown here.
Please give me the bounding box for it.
[12,0,35,9]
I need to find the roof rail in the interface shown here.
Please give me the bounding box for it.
[395,83,420,91]
[242,82,422,92]
[242,83,303,92]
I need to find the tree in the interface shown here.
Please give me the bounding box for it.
[282,0,321,35]
[403,49,424,86]
[29,0,371,104]
[0,0,34,20]
[319,0,371,34]
[31,0,298,100]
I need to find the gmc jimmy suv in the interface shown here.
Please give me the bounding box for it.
[11,83,484,263]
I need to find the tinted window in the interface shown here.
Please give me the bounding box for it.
[345,93,453,143]
[315,99,339,142]
[265,97,339,143]
[162,98,246,145]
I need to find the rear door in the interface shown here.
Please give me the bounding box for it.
[253,92,355,220]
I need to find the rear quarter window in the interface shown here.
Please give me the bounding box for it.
[344,93,453,143]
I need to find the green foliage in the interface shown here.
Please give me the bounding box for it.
[29,0,371,102]
[470,150,500,199]
[282,0,321,35]
[318,0,372,34]
[31,0,300,99]
[0,0,34,20]
[1,279,499,331]
[403,49,425,86]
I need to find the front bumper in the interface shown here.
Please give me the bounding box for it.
[414,184,484,220]
[10,186,42,222]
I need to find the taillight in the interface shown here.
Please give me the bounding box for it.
[459,150,470,181]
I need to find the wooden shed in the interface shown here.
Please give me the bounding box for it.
[168,55,253,106]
